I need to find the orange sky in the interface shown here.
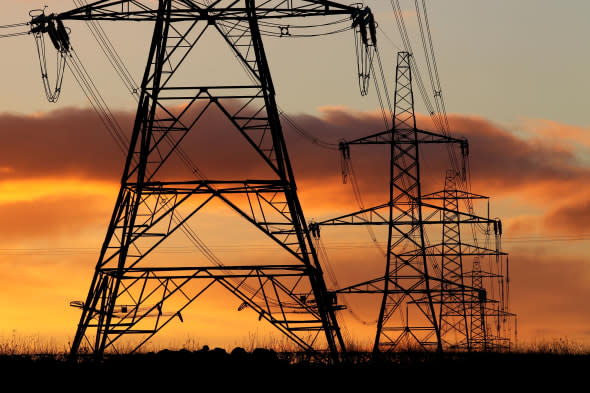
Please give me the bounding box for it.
[1,105,589,351]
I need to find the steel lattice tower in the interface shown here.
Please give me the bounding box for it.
[27,0,377,359]
[469,258,487,350]
[316,52,469,352]
[370,51,440,352]
[315,52,513,353]
[464,253,515,350]
[439,172,470,345]
[421,171,501,349]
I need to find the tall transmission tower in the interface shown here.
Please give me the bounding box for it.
[314,52,513,353]
[469,258,488,349]
[465,251,515,350]
[29,0,378,359]
[316,52,464,352]
[421,171,508,350]
[437,172,473,347]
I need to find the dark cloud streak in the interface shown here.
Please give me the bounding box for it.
[1,106,589,219]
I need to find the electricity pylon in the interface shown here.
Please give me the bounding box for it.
[315,52,509,353]
[425,173,515,350]
[421,171,505,350]
[316,52,464,352]
[469,258,488,349]
[464,255,515,350]
[30,0,377,359]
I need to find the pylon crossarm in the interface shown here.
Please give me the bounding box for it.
[423,243,507,257]
[335,272,468,294]
[464,270,505,279]
[316,201,496,227]
[58,0,362,22]
[344,127,465,146]
[422,189,488,200]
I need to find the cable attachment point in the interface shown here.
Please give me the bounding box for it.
[279,25,290,37]
[460,139,469,181]
[351,7,377,47]
[30,12,70,53]
[309,222,321,239]
[30,9,70,103]
[338,140,351,184]
[351,7,377,96]
[493,219,502,237]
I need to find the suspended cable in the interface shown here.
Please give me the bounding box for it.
[377,25,402,51]
[66,48,129,152]
[279,109,338,151]
[340,155,387,256]
[74,0,138,96]
[32,30,67,103]
[413,0,478,216]
[67,59,128,154]
[313,236,376,326]
[374,48,394,120]
[0,21,29,28]
[0,21,30,38]
[0,31,30,38]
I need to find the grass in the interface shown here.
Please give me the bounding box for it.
[1,331,589,357]
[514,337,590,355]
[0,331,69,356]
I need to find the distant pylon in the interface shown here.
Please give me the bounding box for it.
[315,51,513,354]
[421,171,500,350]
[469,258,488,350]
[439,171,471,347]
[316,52,468,352]
[464,252,516,350]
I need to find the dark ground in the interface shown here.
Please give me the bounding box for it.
[1,347,587,389]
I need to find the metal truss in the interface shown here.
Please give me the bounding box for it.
[319,169,510,352]
[60,0,362,22]
[417,172,501,350]
[464,257,515,351]
[46,0,376,359]
[407,171,515,351]
[314,52,513,353]
[469,258,488,350]
[318,52,462,353]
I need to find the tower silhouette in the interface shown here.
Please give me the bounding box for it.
[421,171,502,349]
[316,52,510,353]
[30,0,378,359]
[317,52,464,352]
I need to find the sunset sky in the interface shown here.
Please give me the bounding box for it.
[1,0,589,351]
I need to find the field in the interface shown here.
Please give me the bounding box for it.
[1,336,588,388]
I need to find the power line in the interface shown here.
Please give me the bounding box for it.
[0,22,29,29]
[0,31,29,39]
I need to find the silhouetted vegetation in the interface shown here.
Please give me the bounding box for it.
[1,345,588,388]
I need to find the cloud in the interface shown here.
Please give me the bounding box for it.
[0,108,130,181]
[2,105,590,233]
[522,118,590,149]
[0,193,113,243]
[509,251,590,340]
[418,114,589,198]
[3,105,585,189]
[543,195,590,234]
